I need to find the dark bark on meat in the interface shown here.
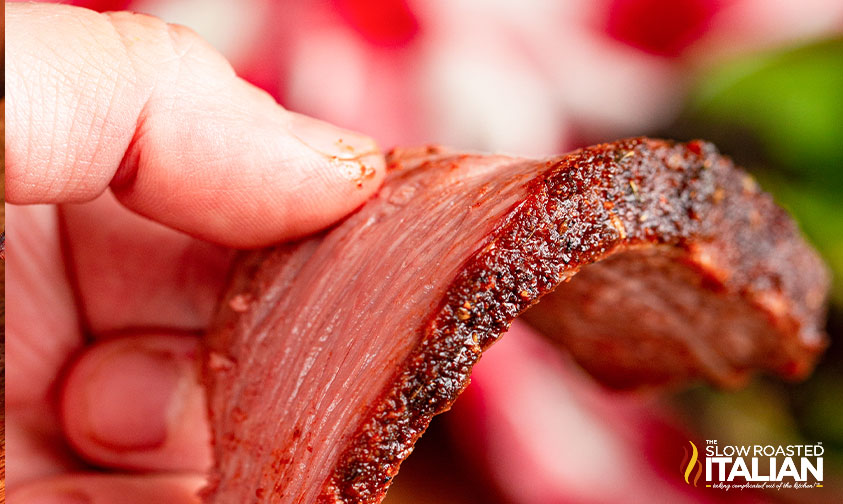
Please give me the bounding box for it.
[202,138,829,503]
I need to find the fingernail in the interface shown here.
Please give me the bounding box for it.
[22,489,91,504]
[287,113,383,184]
[83,346,184,451]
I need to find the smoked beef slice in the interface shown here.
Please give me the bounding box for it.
[203,138,829,503]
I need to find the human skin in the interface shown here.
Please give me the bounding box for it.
[4,3,385,502]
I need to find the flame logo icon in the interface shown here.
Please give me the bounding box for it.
[681,441,703,486]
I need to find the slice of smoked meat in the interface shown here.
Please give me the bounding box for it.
[202,138,829,503]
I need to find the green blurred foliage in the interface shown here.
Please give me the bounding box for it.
[691,39,843,184]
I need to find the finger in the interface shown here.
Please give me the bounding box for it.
[5,3,385,248]
[8,473,205,504]
[60,192,233,334]
[5,204,83,407]
[4,203,85,488]
[60,334,211,472]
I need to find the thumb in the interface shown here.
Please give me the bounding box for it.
[5,3,385,248]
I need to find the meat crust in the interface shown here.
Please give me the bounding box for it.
[202,138,828,503]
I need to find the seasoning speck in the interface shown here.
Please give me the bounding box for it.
[208,351,236,371]
[229,293,252,312]
[610,214,627,239]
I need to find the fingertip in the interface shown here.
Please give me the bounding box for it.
[102,19,387,247]
[110,84,387,247]
[60,334,211,473]
[270,112,388,240]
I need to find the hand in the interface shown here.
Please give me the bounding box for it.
[4,3,385,502]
